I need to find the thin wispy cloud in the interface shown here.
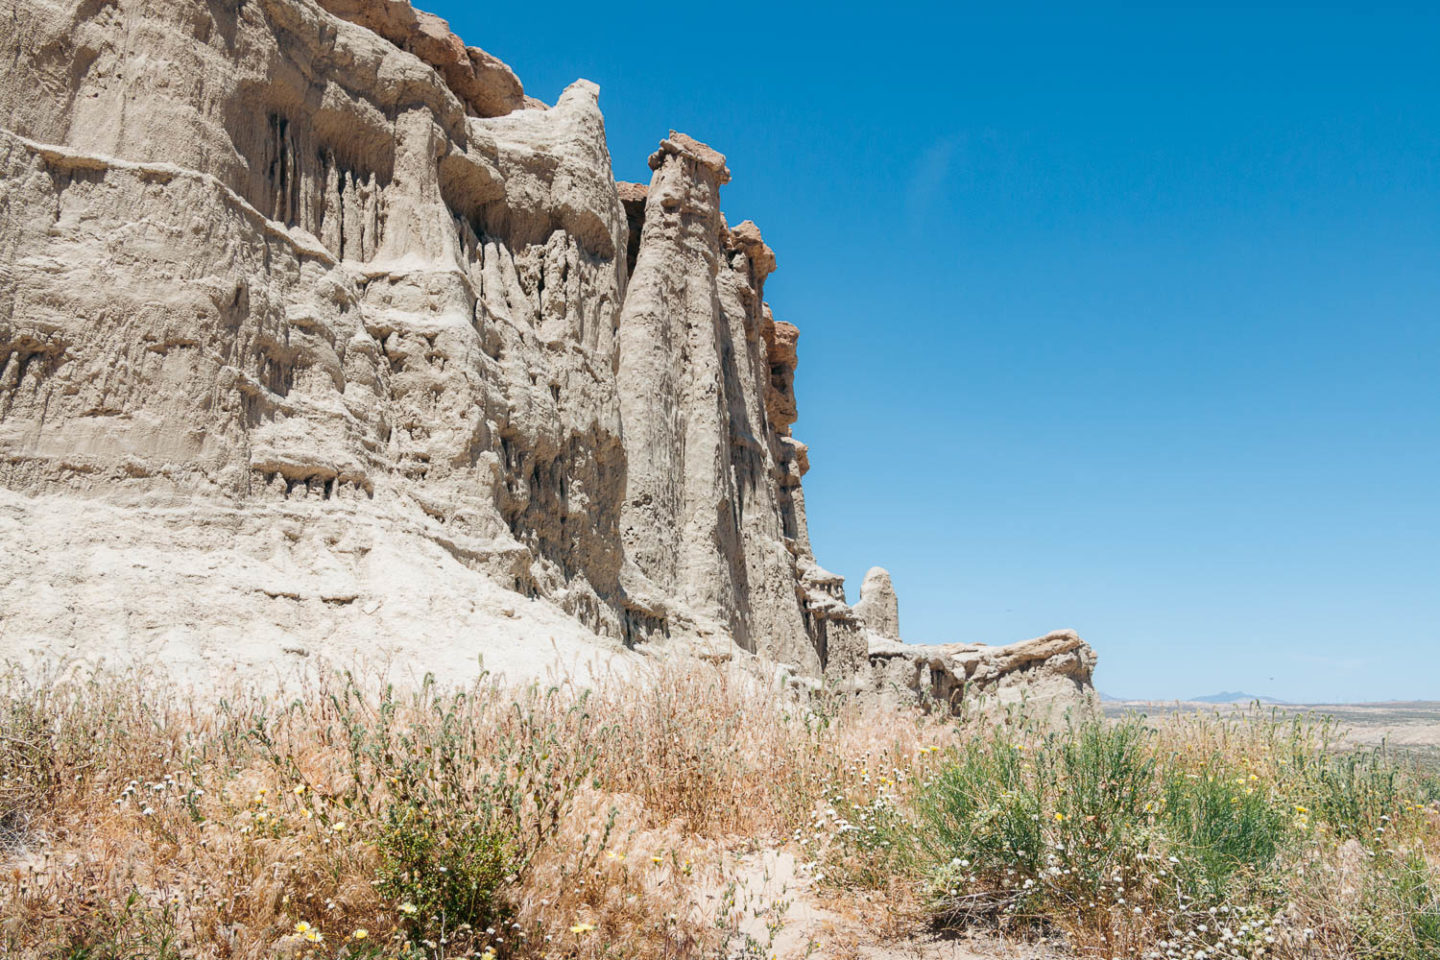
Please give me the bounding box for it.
[905,135,962,230]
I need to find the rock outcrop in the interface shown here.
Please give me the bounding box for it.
[854,567,901,641]
[0,0,1094,709]
[849,567,1094,711]
[867,631,1098,713]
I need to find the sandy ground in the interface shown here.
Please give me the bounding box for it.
[726,848,1068,960]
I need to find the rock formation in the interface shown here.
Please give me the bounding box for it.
[866,630,1098,713]
[0,0,1094,709]
[853,568,901,642]
[847,568,1094,711]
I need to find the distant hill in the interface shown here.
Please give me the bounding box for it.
[1190,691,1288,704]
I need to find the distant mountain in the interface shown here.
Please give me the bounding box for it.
[1190,691,1288,704]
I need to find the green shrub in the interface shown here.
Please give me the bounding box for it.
[1160,763,1289,897]
[831,708,1433,957]
[255,673,603,946]
[917,731,1042,880]
[904,717,1171,935]
[1307,748,1405,842]
[1050,718,1156,882]
[374,799,516,936]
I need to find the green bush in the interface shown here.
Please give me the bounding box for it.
[906,718,1170,932]
[1306,749,1405,842]
[829,707,1437,958]
[917,732,1041,880]
[255,673,603,947]
[374,800,516,936]
[1050,718,1156,882]
[1160,763,1289,897]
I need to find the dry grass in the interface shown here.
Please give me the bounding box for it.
[0,661,944,959]
[0,664,1434,960]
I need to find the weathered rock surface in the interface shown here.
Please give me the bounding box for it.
[311,0,526,118]
[868,631,1099,713]
[0,0,1095,708]
[849,567,1094,711]
[854,567,901,641]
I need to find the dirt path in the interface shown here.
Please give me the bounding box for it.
[725,848,1068,960]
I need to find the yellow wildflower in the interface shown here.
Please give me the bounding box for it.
[570,922,596,934]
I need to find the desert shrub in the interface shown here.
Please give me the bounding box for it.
[250,673,603,947]
[827,704,1438,959]
[374,803,515,939]
[1160,761,1290,897]
[874,717,1181,953]
[1303,748,1405,842]
[1050,717,1157,877]
[916,728,1042,881]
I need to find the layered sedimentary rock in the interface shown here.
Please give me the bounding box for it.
[0,0,1093,707]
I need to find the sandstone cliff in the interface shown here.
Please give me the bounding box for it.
[0,0,1094,708]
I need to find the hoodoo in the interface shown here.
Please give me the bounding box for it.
[0,0,1093,709]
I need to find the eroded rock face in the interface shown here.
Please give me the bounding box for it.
[854,567,901,641]
[615,132,822,670]
[311,0,526,118]
[848,569,1094,711]
[867,631,1099,714]
[0,0,1095,709]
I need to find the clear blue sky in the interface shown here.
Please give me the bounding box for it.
[432,1,1439,703]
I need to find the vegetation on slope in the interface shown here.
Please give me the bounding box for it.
[0,664,1435,959]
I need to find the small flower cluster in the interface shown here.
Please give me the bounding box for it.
[1146,902,1286,960]
[292,920,324,945]
[113,771,199,818]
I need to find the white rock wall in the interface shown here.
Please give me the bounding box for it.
[0,0,1094,708]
